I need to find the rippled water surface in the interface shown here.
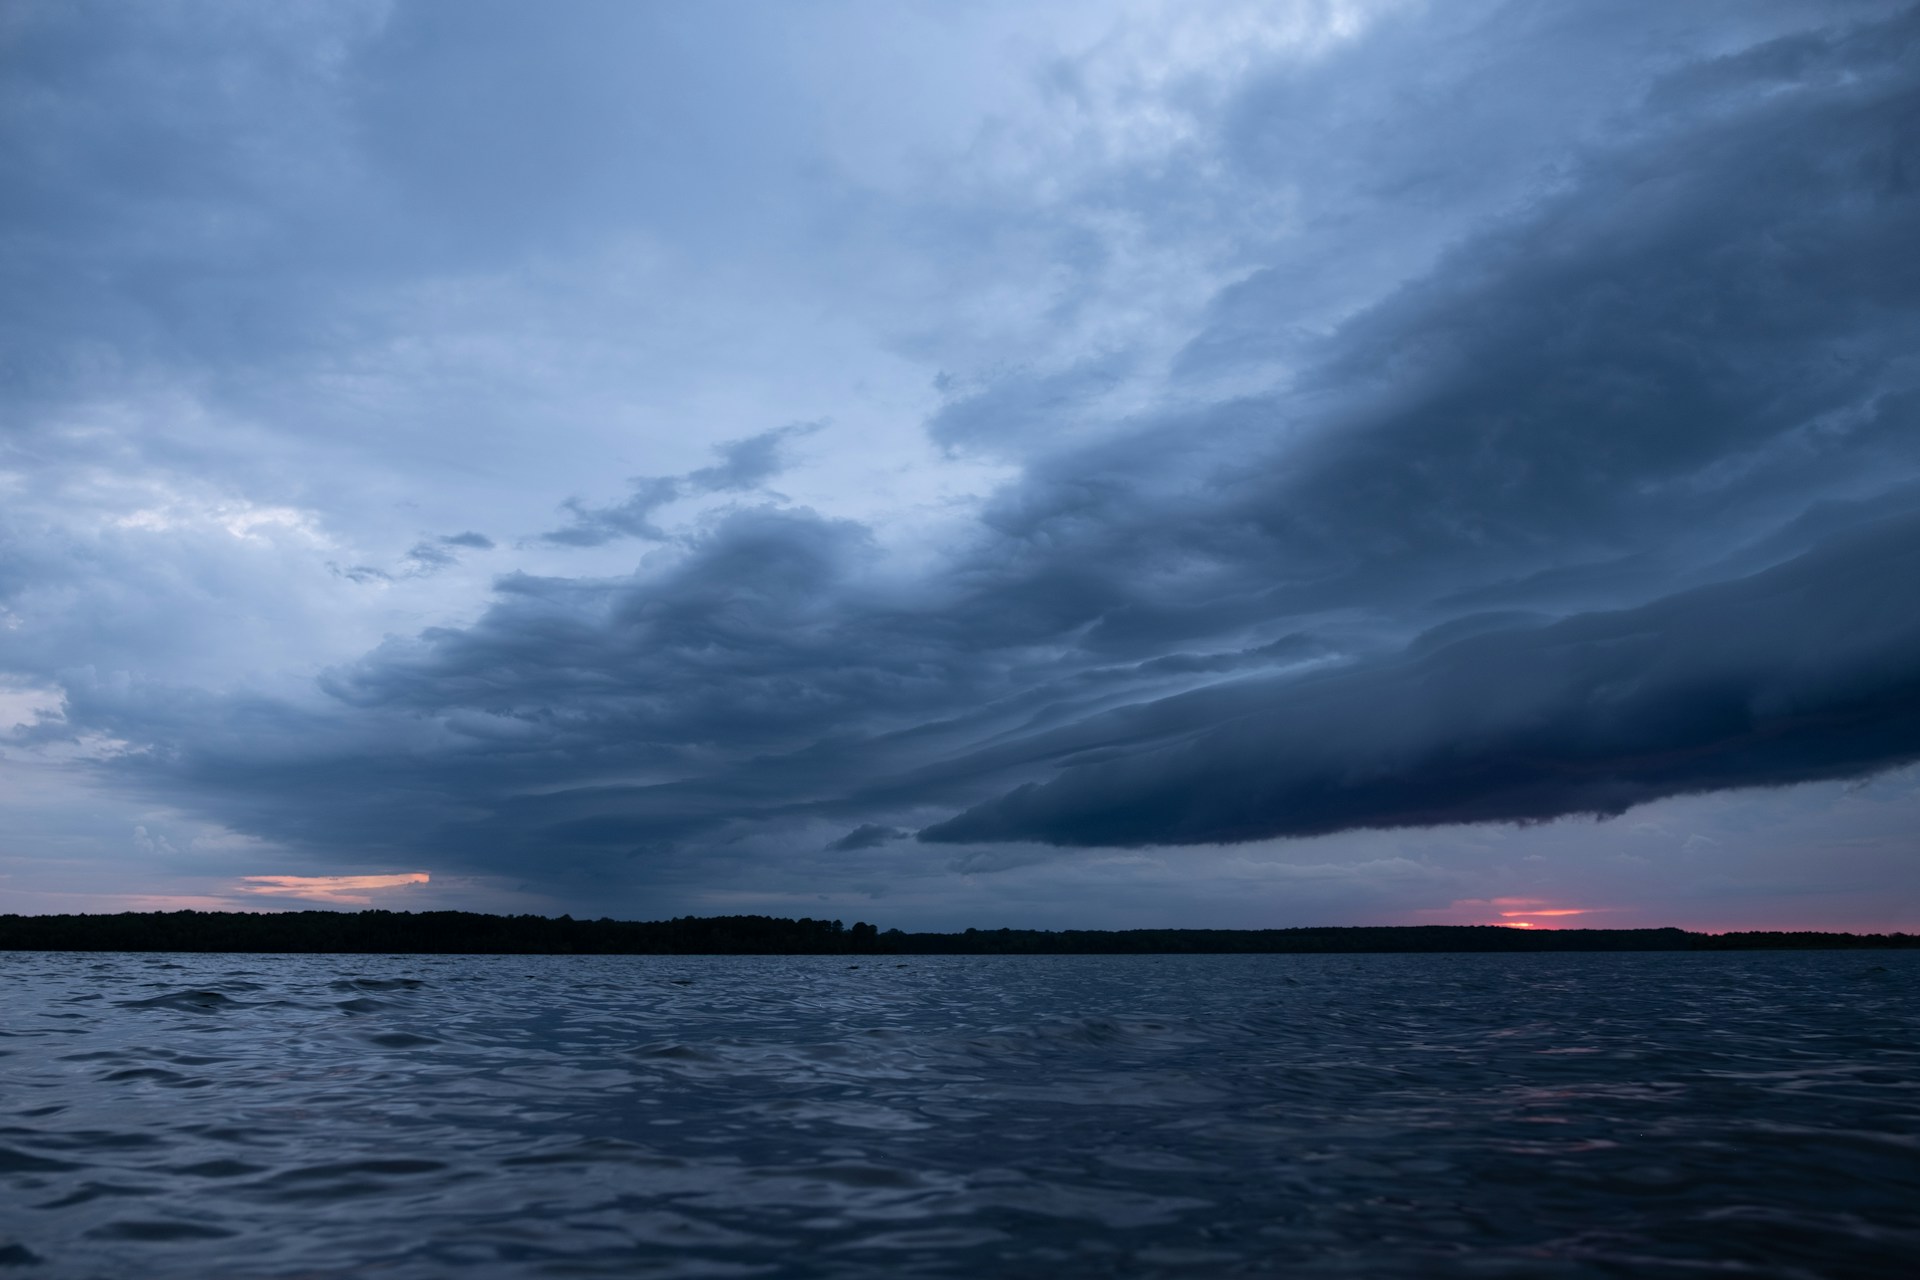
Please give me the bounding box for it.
[2,951,1917,1278]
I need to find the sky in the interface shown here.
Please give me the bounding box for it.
[2,0,1918,931]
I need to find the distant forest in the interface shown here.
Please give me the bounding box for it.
[0,911,1913,954]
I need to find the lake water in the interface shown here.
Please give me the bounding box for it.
[2,950,1916,1278]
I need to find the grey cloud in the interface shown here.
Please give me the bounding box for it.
[18,3,1920,914]
[404,542,457,571]
[396,532,497,575]
[334,538,483,583]
[828,824,909,852]
[540,424,819,547]
[945,848,1051,877]
[541,477,682,547]
[330,563,392,585]
[928,360,1129,456]
[923,512,1920,846]
[687,422,821,492]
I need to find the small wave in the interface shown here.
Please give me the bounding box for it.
[788,1162,924,1190]
[499,1138,666,1167]
[631,1041,718,1062]
[168,1160,265,1178]
[272,1158,448,1181]
[0,1146,82,1174]
[253,1159,453,1203]
[87,1220,235,1242]
[34,1181,159,1211]
[101,1067,189,1085]
[116,990,238,1013]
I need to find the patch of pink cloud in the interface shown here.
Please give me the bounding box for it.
[1406,897,1599,930]
[236,873,430,907]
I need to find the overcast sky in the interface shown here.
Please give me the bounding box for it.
[3,0,1917,930]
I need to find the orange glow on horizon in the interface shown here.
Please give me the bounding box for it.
[1413,897,1604,930]
[236,873,430,906]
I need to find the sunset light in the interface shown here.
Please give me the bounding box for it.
[1415,898,1600,930]
[236,873,430,907]
[3,3,1917,1276]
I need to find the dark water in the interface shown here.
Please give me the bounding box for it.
[2,951,1916,1278]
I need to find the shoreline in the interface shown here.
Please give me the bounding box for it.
[2,911,1914,955]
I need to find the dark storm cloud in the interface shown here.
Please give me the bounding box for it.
[922,513,1920,846]
[40,3,1920,894]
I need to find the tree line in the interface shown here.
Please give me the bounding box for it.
[0,910,1913,954]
